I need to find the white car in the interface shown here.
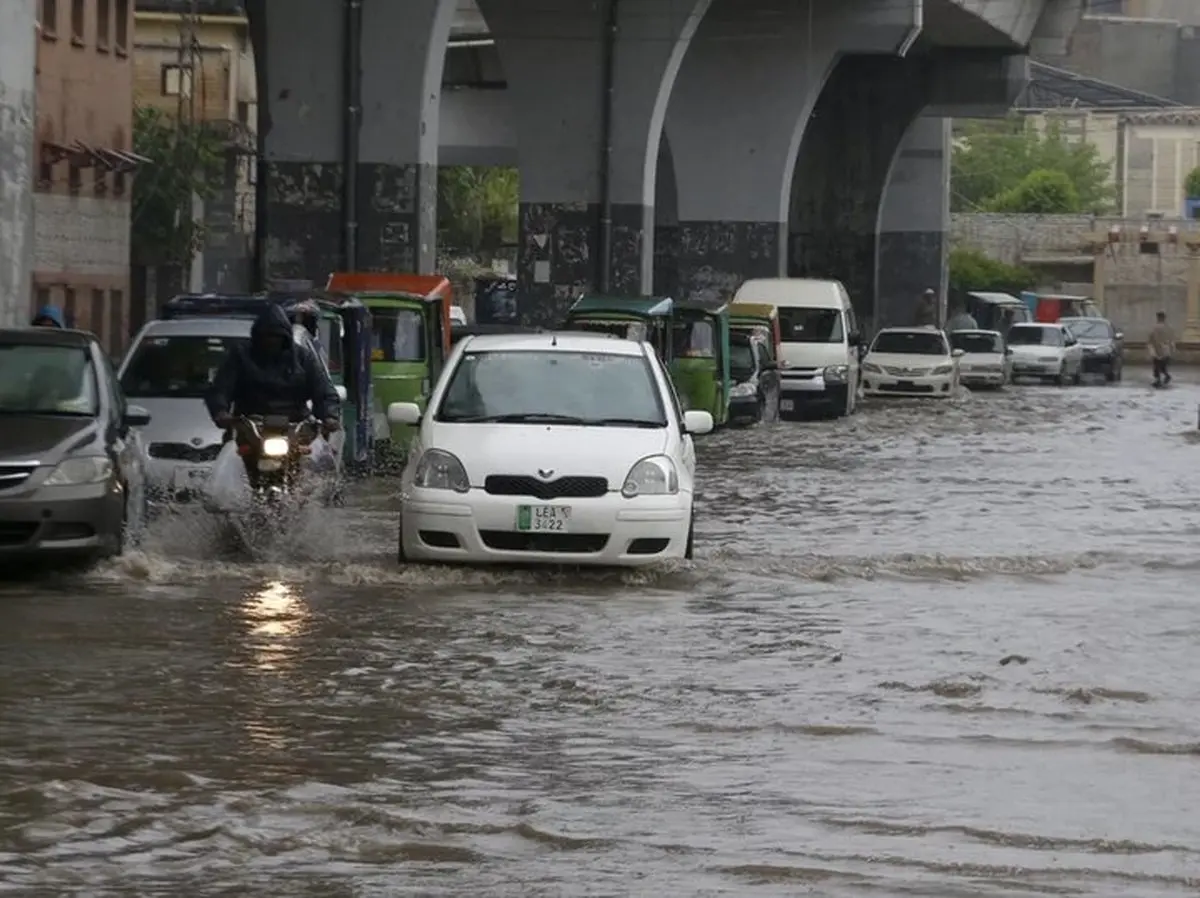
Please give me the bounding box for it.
[949,328,1010,389]
[1006,322,1084,384]
[861,327,962,398]
[386,331,713,567]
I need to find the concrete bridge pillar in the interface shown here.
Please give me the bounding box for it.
[249,0,452,284]
[875,115,952,330]
[790,50,1025,330]
[475,0,710,325]
[657,0,923,303]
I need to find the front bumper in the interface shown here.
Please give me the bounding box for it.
[728,395,761,423]
[960,367,1006,387]
[862,371,954,397]
[1081,352,1116,373]
[1011,359,1061,378]
[401,487,691,567]
[779,374,848,413]
[146,458,215,504]
[0,483,122,557]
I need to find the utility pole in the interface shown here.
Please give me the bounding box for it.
[173,0,201,288]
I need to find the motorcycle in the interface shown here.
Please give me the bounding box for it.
[234,414,320,501]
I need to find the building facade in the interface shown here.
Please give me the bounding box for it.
[34,0,135,354]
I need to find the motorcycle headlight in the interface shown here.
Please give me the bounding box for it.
[44,456,113,486]
[730,381,756,398]
[622,455,678,498]
[261,437,290,457]
[862,362,883,374]
[413,449,470,493]
[823,365,848,381]
[932,364,954,375]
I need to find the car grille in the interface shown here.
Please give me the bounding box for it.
[884,366,930,376]
[479,531,609,553]
[149,442,223,463]
[0,463,38,491]
[484,475,608,500]
[877,383,936,394]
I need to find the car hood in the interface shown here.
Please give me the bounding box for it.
[864,352,949,368]
[1009,343,1062,356]
[0,415,97,463]
[130,397,224,450]
[430,423,669,487]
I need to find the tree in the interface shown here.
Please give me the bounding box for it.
[985,169,1080,214]
[131,105,227,266]
[1185,166,1200,199]
[437,166,519,251]
[952,115,1115,214]
[948,247,1036,294]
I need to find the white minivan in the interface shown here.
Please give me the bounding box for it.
[731,278,861,418]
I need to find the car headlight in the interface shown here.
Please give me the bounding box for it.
[823,365,848,382]
[44,456,113,486]
[413,448,470,493]
[621,455,678,498]
[862,362,883,374]
[730,381,756,398]
[932,364,954,375]
[261,436,290,457]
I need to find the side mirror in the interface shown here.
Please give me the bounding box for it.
[682,409,714,435]
[848,332,862,346]
[124,405,152,428]
[1115,331,1124,341]
[387,401,422,425]
[951,348,965,358]
[334,384,348,402]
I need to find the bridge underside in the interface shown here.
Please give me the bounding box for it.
[247,0,1081,328]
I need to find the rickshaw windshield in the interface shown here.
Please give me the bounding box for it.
[672,319,714,358]
[371,308,425,362]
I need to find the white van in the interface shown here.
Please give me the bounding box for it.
[732,278,861,418]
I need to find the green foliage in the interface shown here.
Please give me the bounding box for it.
[985,169,1080,214]
[131,105,227,265]
[952,115,1115,214]
[437,166,519,249]
[1185,166,1200,199]
[949,247,1036,294]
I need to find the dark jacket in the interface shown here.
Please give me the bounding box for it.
[205,304,341,422]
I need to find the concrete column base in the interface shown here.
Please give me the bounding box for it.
[656,221,784,302]
[262,161,436,283]
[517,202,646,325]
[876,231,946,330]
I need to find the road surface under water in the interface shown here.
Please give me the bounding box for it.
[3,376,1200,896]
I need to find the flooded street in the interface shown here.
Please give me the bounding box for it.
[5,377,1200,896]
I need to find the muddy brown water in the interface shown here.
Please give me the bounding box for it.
[3,376,1200,896]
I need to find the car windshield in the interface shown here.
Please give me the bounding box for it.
[1061,319,1110,340]
[372,308,424,362]
[0,344,98,416]
[1008,326,1061,346]
[672,318,714,358]
[437,350,666,426]
[871,331,947,355]
[949,332,1003,354]
[730,341,755,374]
[779,307,843,343]
[569,319,648,341]
[120,334,247,398]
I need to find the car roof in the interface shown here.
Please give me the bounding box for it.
[460,331,645,356]
[136,317,253,338]
[0,327,95,347]
[951,328,1003,336]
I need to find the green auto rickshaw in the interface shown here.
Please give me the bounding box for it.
[670,302,732,428]
[562,294,674,362]
[325,272,453,456]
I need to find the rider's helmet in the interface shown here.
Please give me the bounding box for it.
[290,299,320,338]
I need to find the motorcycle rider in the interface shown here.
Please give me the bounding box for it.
[205,304,341,440]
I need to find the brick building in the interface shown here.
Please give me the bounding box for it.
[33,0,135,354]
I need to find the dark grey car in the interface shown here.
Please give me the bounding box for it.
[728,332,780,425]
[0,328,151,562]
[1060,316,1124,382]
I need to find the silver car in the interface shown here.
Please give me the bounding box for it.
[118,317,346,502]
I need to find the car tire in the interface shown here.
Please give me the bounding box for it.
[1056,364,1069,386]
[1114,362,1123,382]
[755,397,765,424]
[1073,366,1082,385]
[684,512,695,561]
[397,512,408,564]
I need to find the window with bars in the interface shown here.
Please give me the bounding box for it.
[97,0,110,49]
[70,0,84,44]
[41,0,58,37]
[114,0,128,53]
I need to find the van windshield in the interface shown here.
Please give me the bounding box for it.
[779,307,843,343]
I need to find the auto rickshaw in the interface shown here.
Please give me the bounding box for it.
[729,301,781,360]
[1023,291,1102,323]
[562,294,674,362]
[671,302,732,428]
[958,291,1033,336]
[325,272,453,455]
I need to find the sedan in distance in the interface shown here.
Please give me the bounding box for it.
[861,327,963,398]
[1007,323,1084,385]
[0,327,151,562]
[1059,316,1124,382]
[949,329,1010,389]
[386,331,714,567]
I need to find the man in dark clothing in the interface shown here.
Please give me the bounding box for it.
[205,304,341,432]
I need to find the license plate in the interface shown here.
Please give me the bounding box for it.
[780,399,794,411]
[517,504,571,532]
[173,466,208,488]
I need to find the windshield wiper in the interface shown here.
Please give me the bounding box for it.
[586,417,665,428]
[444,413,590,424]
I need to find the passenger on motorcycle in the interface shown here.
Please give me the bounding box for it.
[289,298,328,368]
[205,304,341,437]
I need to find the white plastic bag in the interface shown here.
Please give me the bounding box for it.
[305,435,338,474]
[203,442,250,511]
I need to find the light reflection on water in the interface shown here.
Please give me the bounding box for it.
[0,379,1199,894]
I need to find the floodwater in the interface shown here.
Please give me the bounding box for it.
[4,375,1200,896]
